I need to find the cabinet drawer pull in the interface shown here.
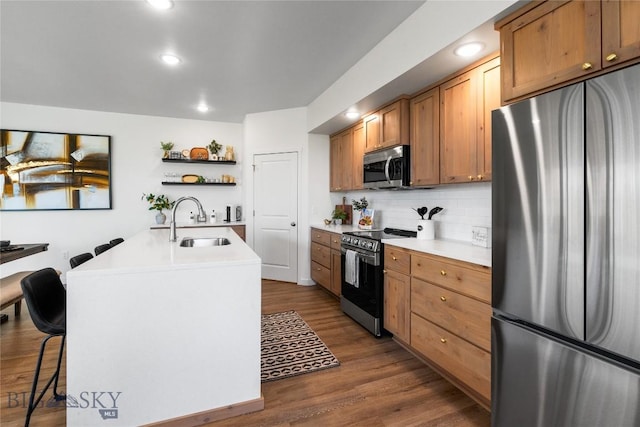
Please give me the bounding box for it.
[582,62,593,70]
[440,270,447,276]
[440,296,447,302]
[392,256,397,261]
[440,338,447,344]
[606,53,618,62]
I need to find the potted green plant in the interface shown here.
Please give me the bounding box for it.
[142,193,175,224]
[207,139,223,160]
[332,207,348,225]
[160,141,174,158]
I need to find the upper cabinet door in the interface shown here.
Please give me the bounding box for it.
[352,122,365,190]
[498,0,601,103]
[476,57,501,182]
[363,112,380,153]
[601,0,640,69]
[379,99,409,149]
[410,87,440,186]
[440,69,478,184]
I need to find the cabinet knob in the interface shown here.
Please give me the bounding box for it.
[582,62,593,70]
[383,270,387,274]
[477,174,484,180]
[440,296,447,302]
[392,256,397,261]
[440,270,447,276]
[605,53,618,62]
[468,175,474,181]
[440,338,447,344]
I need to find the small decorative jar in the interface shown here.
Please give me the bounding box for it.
[224,146,235,161]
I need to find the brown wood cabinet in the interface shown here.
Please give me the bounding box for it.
[383,246,411,343]
[498,0,640,104]
[363,99,410,153]
[230,225,246,241]
[330,129,353,192]
[383,245,492,409]
[410,87,440,186]
[440,56,500,184]
[352,122,365,190]
[310,228,341,296]
[602,0,640,69]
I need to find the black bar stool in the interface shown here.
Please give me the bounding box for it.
[69,252,93,268]
[20,268,66,426]
[94,243,111,256]
[109,237,124,247]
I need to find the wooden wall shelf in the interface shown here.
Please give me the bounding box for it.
[161,182,236,186]
[162,158,236,165]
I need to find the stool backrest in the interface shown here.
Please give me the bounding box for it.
[70,252,93,268]
[20,268,66,335]
[110,238,124,247]
[95,244,111,256]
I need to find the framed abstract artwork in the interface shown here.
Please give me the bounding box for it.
[0,129,112,210]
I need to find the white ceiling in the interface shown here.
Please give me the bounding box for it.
[0,0,426,124]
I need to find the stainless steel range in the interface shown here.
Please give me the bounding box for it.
[340,228,415,336]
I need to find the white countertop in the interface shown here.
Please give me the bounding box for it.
[68,226,259,276]
[310,223,366,233]
[311,223,491,267]
[382,237,491,267]
[150,221,246,229]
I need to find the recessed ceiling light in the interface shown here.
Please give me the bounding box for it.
[454,42,485,57]
[197,103,209,113]
[345,111,360,119]
[160,54,181,65]
[146,0,173,10]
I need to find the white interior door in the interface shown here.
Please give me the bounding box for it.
[253,152,298,282]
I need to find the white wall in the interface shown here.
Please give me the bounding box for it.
[0,102,243,280]
[242,107,316,284]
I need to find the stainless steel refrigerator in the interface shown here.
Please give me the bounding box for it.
[492,64,640,426]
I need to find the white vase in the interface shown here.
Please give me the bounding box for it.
[155,212,167,224]
[417,219,434,240]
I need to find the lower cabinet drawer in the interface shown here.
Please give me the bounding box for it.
[411,313,491,403]
[411,278,491,352]
[311,242,331,268]
[412,254,491,303]
[311,261,331,289]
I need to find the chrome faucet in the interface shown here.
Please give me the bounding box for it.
[169,196,207,242]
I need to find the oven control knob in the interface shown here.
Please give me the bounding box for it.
[368,242,374,249]
[353,238,359,245]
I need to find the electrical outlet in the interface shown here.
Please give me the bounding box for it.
[62,250,69,260]
[471,226,491,248]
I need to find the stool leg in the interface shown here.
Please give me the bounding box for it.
[24,335,66,427]
[15,300,21,316]
[52,335,66,399]
[25,335,50,427]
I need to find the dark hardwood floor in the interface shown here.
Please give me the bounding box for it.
[0,280,490,426]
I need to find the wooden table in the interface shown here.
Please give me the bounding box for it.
[0,243,49,264]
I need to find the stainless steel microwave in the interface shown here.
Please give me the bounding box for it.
[363,145,410,189]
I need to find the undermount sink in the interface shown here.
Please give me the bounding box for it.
[179,237,231,247]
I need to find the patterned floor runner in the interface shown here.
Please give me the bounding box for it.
[261,310,340,382]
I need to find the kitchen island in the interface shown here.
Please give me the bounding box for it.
[65,227,262,426]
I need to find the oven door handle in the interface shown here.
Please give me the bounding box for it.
[341,247,378,265]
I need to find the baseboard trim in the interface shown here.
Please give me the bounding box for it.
[143,395,264,427]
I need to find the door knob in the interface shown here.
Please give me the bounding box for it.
[291,222,296,227]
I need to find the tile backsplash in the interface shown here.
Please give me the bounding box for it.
[332,182,491,243]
